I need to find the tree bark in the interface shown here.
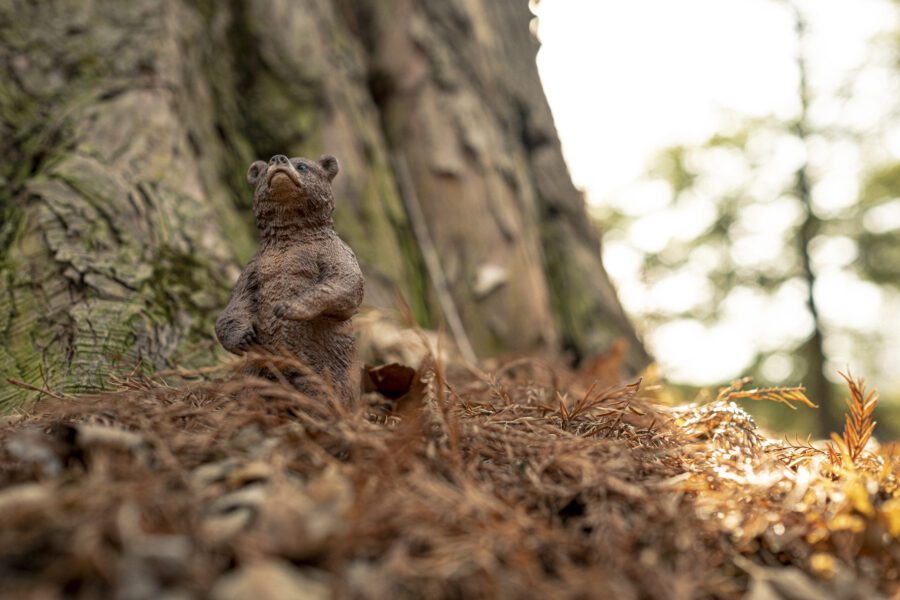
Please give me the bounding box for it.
[0,0,648,409]
[0,0,254,407]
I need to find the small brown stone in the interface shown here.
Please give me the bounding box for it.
[211,561,331,600]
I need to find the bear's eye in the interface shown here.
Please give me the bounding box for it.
[295,162,308,172]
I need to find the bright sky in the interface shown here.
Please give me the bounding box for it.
[534,0,900,386]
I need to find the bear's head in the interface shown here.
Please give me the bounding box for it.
[246,154,339,234]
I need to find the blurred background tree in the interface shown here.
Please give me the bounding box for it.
[593,0,900,435]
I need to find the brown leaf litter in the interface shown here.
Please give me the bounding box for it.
[0,355,897,599]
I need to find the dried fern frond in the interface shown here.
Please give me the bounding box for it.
[715,377,753,401]
[717,378,816,410]
[771,434,827,468]
[825,440,842,468]
[829,371,878,466]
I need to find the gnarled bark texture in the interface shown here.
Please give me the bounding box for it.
[0,0,648,408]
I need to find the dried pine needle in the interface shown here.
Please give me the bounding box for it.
[0,355,894,598]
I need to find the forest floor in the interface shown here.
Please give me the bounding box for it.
[0,350,898,599]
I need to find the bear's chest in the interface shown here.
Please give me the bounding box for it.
[255,249,320,290]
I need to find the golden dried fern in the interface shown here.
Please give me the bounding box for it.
[716,377,816,410]
[828,371,878,466]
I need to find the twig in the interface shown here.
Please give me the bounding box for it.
[391,151,478,365]
[6,378,69,401]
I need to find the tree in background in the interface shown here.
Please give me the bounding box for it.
[599,0,900,435]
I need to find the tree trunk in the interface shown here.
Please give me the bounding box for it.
[0,0,648,409]
[788,3,838,435]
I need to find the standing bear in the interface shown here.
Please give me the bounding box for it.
[215,153,364,402]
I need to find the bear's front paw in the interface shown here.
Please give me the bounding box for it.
[233,325,258,353]
[274,301,317,322]
[217,316,258,355]
[273,302,292,320]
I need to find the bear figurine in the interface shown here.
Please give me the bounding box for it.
[216,153,364,402]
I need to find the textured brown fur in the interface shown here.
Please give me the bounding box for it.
[215,154,364,401]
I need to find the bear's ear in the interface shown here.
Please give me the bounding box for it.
[318,155,339,182]
[247,160,267,187]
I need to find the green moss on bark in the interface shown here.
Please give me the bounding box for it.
[0,0,254,409]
